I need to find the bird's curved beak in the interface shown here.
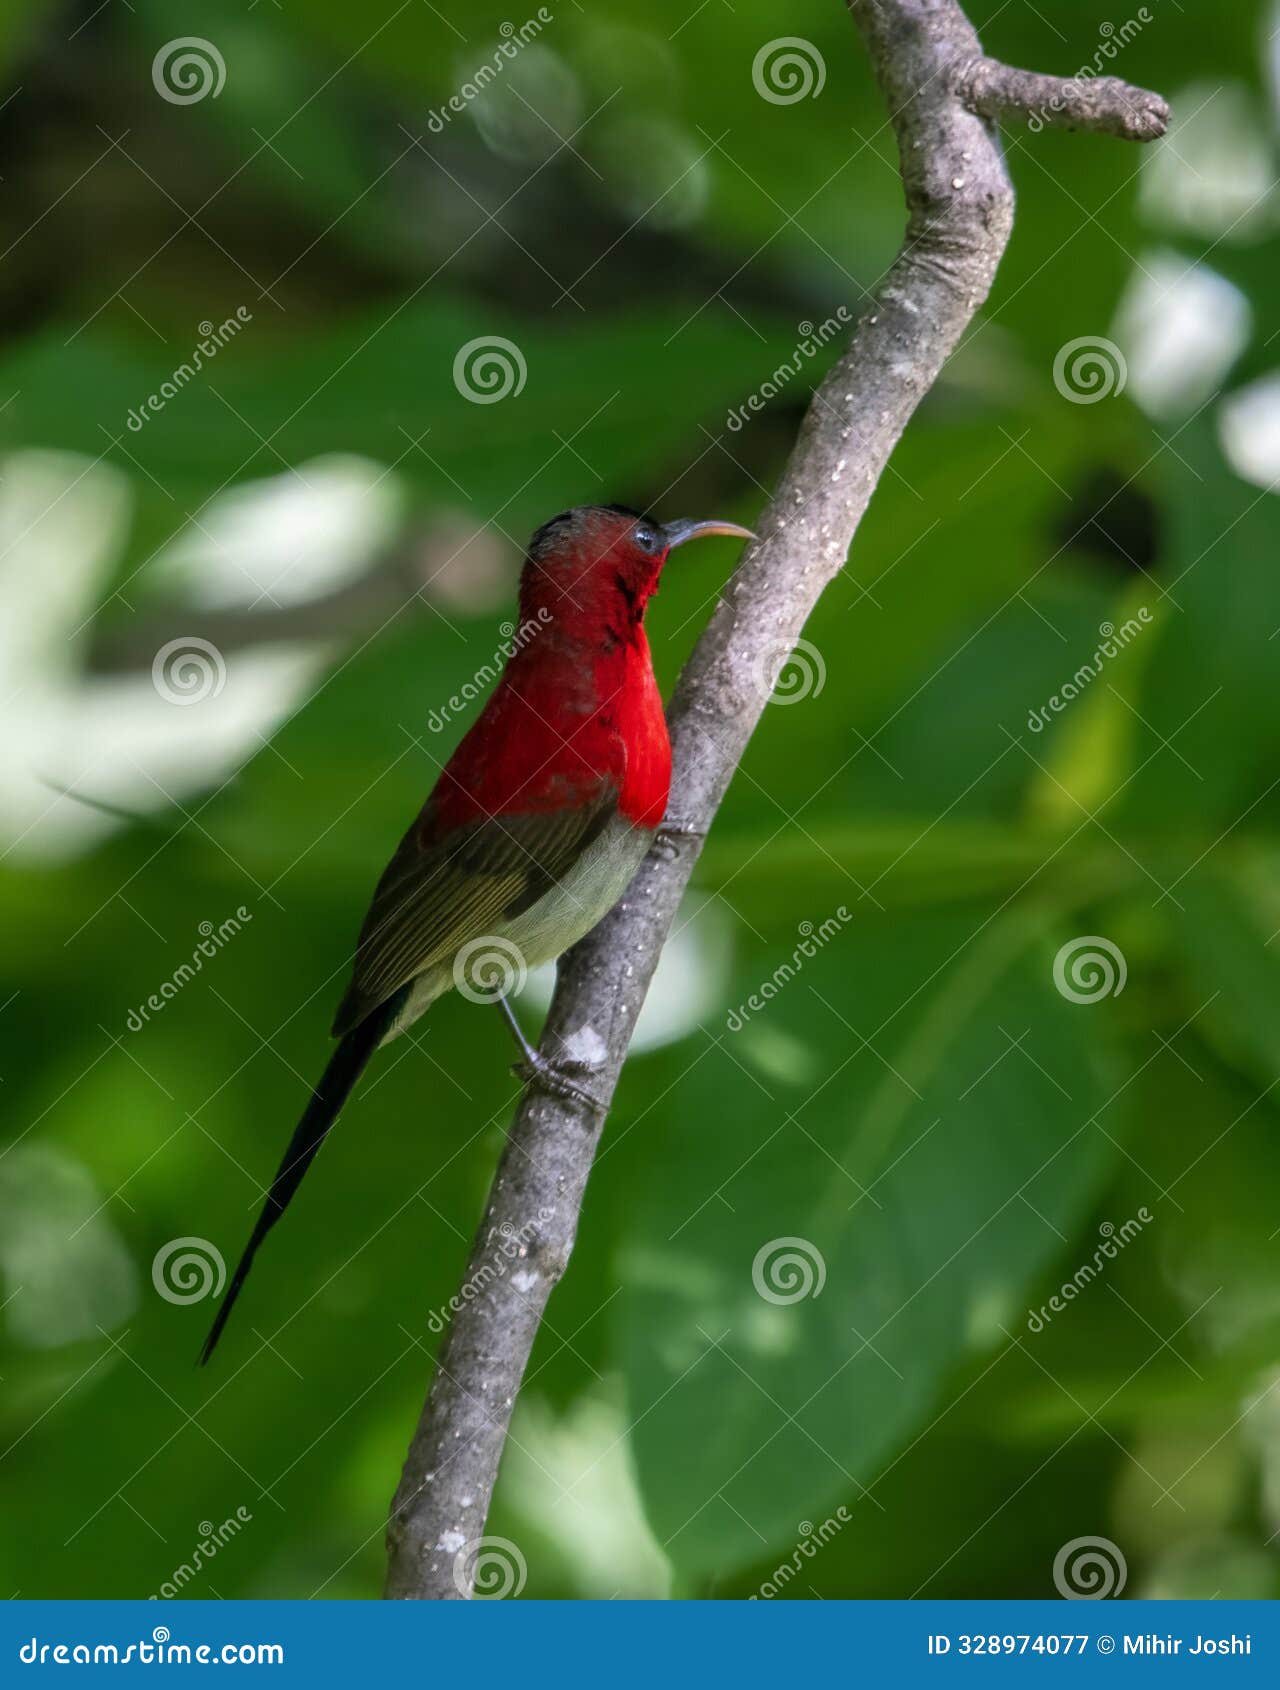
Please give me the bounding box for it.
[661,517,756,551]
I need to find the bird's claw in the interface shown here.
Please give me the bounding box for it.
[654,816,706,862]
[512,1053,608,1114]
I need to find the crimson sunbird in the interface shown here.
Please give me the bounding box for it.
[200,503,754,1362]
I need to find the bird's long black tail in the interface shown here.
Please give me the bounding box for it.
[199,992,403,1365]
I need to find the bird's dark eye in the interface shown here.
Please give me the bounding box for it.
[633,523,661,555]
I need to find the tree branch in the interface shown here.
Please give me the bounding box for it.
[955,57,1168,139]
[383,0,1166,1600]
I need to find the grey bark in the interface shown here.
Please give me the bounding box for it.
[955,56,1169,140]
[383,0,1166,1600]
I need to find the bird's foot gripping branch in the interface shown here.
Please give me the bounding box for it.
[381,0,1168,1600]
[510,1049,609,1116]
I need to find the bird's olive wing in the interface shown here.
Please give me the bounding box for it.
[331,791,618,1036]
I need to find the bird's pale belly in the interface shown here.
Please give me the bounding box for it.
[386,813,653,1040]
[502,812,654,968]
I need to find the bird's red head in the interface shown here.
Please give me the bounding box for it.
[517,504,754,642]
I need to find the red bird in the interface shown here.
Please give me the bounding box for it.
[201,504,753,1362]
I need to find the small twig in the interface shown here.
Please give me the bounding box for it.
[382,0,1166,1600]
[955,57,1169,140]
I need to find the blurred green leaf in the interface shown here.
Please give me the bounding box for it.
[619,906,1121,1576]
[1168,857,1280,1089]
[1,301,783,524]
[1124,428,1280,829]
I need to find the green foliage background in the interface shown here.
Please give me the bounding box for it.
[2,0,1279,1600]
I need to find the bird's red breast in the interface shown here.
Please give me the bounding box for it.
[610,627,672,829]
[426,514,673,842]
